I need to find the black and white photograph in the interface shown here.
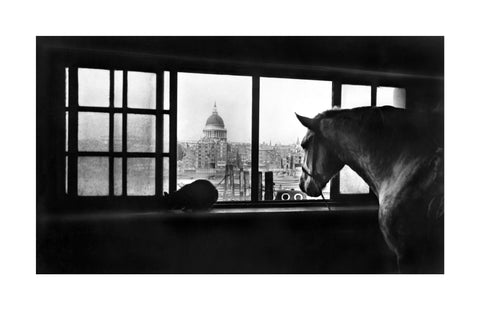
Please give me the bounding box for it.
[36,36,444,274]
[3,2,480,309]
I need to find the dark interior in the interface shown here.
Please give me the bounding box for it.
[36,37,444,273]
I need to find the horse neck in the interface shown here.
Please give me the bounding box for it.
[322,109,415,196]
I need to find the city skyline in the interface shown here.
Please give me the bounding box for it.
[177,72,334,145]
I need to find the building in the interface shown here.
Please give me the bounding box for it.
[196,103,228,169]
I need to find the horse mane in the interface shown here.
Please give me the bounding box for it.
[317,106,443,153]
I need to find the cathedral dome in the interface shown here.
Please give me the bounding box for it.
[203,102,227,140]
[204,103,225,130]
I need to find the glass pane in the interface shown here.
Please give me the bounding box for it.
[114,70,123,108]
[78,157,109,196]
[127,71,156,109]
[260,77,333,200]
[164,71,170,110]
[127,114,155,152]
[340,166,370,194]
[114,113,122,152]
[78,68,110,107]
[177,72,252,201]
[377,87,406,108]
[164,115,169,153]
[65,111,68,151]
[114,157,122,196]
[127,158,155,195]
[78,112,109,151]
[163,157,169,194]
[65,67,69,107]
[340,84,371,193]
[341,84,371,108]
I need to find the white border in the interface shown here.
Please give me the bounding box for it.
[1,1,479,309]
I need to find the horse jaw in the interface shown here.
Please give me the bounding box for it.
[299,174,324,197]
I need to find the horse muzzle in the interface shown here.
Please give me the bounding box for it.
[299,173,323,197]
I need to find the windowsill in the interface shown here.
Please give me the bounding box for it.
[211,204,378,214]
[39,202,379,223]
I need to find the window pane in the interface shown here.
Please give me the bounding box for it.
[78,68,110,107]
[260,77,332,200]
[78,112,109,151]
[377,87,406,108]
[127,114,155,152]
[78,157,109,196]
[114,157,122,196]
[177,72,252,201]
[127,71,156,109]
[127,158,155,195]
[341,84,371,108]
[163,157,169,194]
[340,84,371,194]
[114,70,123,108]
[339,166,370,194]
[164,114,169,153]
[164,71,170,110]
[114,113,122,152]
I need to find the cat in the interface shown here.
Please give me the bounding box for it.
[163,179,218,212]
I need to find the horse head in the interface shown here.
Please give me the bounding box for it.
[296,113,344,197]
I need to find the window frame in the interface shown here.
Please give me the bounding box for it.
[55,47,418,211]
[66,67,170,198]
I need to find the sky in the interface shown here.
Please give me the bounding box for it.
[75,69,402,146]
[178,72,252,143]
[259,77,332,145]
[177,73,333,144]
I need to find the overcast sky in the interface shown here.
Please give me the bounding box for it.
[178,72,252,143]
[259,77,332,145]
[177,73,333,144]
[76,69,400,146]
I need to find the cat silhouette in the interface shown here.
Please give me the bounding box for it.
[164,179,218,212]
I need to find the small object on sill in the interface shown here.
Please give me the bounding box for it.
[163,179,218,212]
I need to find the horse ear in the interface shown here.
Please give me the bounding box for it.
[295,113,314,130]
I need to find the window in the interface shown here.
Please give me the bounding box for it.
[338,84,371,194]
[64,63,407,207]
[377,86,406,108]
[65,67,170,197]
[259,77,332,200]
[333,84,407,196]
[177,72,252,201]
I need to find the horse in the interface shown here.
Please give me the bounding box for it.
[296,106,444,273]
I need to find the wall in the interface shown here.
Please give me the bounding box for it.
[37,209,398,273]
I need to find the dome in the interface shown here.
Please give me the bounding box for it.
[205,114,225,128]
[204,103,225,129]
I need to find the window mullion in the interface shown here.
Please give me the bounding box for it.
[251,76,260,202]
[109,70,114,196]
[155,71,164,196]
[68,67,78,197]
[168,72,177,194]
[368,83,377,196]
[122,70,128,196]
[330,81,341,199]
